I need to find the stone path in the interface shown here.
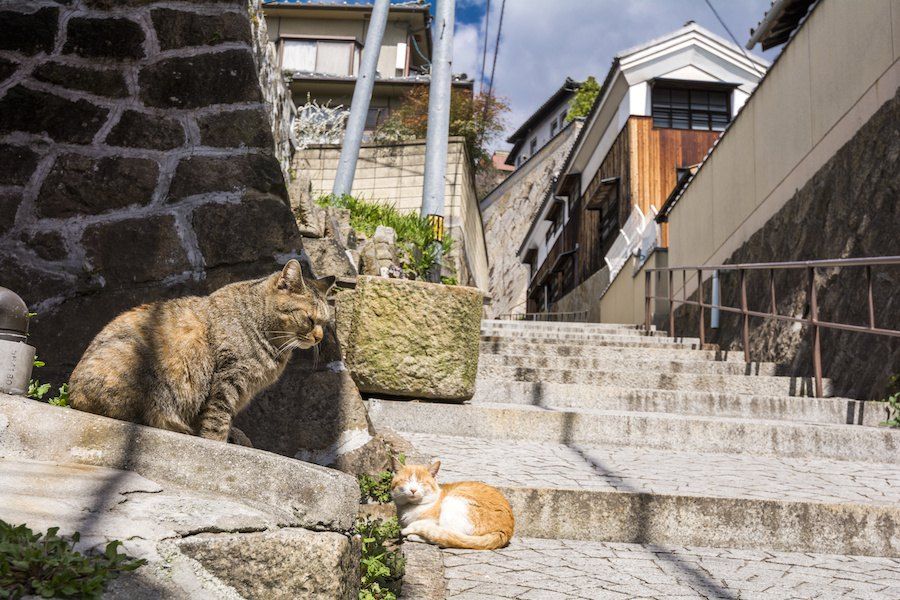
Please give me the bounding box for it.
[443,537,900,600]
[403,432,900,507]
[378,320,900,598]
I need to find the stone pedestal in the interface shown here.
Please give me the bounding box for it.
[338,276,483,401]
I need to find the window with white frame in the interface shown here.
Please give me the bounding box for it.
[651,84,730,131]
[282,38,359,76]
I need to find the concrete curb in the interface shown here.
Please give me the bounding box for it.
[401,541,446,600]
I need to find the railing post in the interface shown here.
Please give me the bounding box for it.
[697,269,705,346]
[668,271,675,338]
[644,270,652,333]
[808,267,824,398]
[866,265,875,330]
[769,268,777,314]
[739,269,750,363]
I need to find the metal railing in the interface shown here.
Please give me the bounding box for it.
[644,256,900,398]
[497,310,589,322]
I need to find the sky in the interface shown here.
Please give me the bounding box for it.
[449,0,783,150]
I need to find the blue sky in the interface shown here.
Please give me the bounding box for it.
[448,0,782,149]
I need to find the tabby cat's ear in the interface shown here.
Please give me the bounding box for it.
[310,275,336,296]
[277,259,304,290]
[428,460,441,477]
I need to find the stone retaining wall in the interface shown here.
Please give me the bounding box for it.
[0,0,300,383]
[674,89,900,400]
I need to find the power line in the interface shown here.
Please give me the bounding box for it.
[702,0,766,77]
[485,0,507,101]
[478,0,492,94]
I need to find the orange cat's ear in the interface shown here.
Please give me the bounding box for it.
[428,460,441,477]
[277,260,304,290]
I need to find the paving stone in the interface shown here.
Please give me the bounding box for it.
[441,538,900,599]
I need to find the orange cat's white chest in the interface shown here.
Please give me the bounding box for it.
[438,496,475,535]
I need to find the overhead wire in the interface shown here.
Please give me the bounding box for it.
[702,0,767,77]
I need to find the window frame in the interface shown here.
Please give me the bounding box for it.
[650,80,733,132]
[278,35,361,77]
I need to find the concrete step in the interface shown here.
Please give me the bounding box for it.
[481,322,665,338]
[367,400,900,464]
[479,352,784,376]
[481,333,705,350]
[480,338,745,362]
[470,380,888,426]
[442,537,900,599]
[400,431,900,558]
[481,319,653,333]
[477,364,828,396]
[482,329,700,345]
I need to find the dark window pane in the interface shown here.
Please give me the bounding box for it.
[691,114,711,130]
[653,114,670,128]
[690,90,708,109]
[709,91,728,110]
[672,109,690,129]
[670,89,689,109]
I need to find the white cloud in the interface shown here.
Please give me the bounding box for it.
[453,0,778,149]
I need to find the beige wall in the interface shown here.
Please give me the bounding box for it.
[556,251,669,325]
[268,16,410,78]
[667,0,900,299]
[294,138,490,291]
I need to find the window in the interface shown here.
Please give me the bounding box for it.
[530,137,537,156]
[282,39,358,76]
[652,85,730,131]
[550,117,558,137]
[559,109,567,123]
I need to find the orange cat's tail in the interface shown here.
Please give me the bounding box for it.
[414,524,510,550]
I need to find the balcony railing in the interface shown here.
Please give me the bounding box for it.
[643,256,900,398]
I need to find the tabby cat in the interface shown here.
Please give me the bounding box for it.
[392,461,515,550]
[69,260,333,442]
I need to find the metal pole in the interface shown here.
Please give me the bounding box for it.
[740,269,750,363]
[697,269,705,346]
[332,0,390,197]
[421,0,455,219]
[711,269,720,329]
[808,267,824,398]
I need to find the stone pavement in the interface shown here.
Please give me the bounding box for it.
[402,432,900,507]
[442,537,900,600]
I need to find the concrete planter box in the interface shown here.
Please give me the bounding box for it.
[337,276,482,401]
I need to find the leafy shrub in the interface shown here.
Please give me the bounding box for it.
[26,356,69,408]
[316,194,452,280]
[355,517,404,600]
[358,471,394,504]
[0,520,146,599]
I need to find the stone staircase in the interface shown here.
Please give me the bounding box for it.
[368,319,900,599]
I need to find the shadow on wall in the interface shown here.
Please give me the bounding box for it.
[671,90,900,400]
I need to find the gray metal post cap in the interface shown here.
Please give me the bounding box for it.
[0,286,29,337]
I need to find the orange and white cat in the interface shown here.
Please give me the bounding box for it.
[391,461,514,550]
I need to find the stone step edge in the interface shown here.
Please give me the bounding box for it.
[478,354,783,374]
[496,485,900,558]
[365,400,900,465]
[468,382,885,426]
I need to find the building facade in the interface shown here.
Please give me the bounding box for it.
[262,1,472,130]
[506,78,581,168]
[518,23,767,313]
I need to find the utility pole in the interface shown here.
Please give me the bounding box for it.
[421,0,455,281]
[332,0,390,197]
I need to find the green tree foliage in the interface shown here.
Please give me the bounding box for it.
[565,76,602,122]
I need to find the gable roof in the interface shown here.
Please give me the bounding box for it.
[506,77,582,144]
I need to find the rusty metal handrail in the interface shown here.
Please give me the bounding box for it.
[643,256,900,398]
[497,310,588,322]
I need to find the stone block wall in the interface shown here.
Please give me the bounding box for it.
[480,122,581,318]
[673,89,900,400]
[0,0,301,383]
[293,137,490,291]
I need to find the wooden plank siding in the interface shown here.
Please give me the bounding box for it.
[628,116,721,246]
[526,116,722,312]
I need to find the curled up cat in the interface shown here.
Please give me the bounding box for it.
[392,461,514,550]
[69,260,334,443]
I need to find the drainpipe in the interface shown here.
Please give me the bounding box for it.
[421,0,455,282]
[0,287,35,396]
[332,0,390,197]
[711,270,720,329]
